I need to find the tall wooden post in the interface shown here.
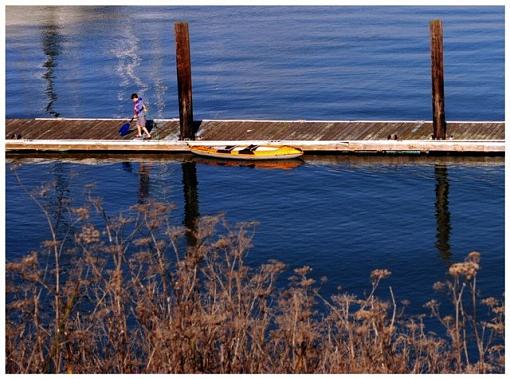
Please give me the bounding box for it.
[175,22,194,140]
[430,19,446,140]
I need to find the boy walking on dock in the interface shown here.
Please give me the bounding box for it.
[131,93,151,139]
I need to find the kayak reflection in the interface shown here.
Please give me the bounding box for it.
[191,156,304,170]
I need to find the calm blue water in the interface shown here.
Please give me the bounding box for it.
[6,155,505,315]
[5,6,505,316]
[6,6,504,120]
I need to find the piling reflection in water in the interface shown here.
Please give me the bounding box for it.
[434,164,451,261]
[182,161,200,247]
[138,163,151,204]
[40,10,62,118]
[49,162,71,234]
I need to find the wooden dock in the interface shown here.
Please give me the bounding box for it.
[5,118,504,154]
[5,20,505,156]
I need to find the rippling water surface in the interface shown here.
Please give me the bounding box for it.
[6,155,504,316]
[5,6,505,316]
[6,6,504,120]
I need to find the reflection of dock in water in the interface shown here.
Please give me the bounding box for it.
[6,152,504,167]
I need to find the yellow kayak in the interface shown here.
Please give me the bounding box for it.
[188,144,304,160]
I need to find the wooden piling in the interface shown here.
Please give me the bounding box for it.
[430,19,446,140]
[175,22,194,140]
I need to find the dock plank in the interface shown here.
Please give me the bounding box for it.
[13,119,44,138]
[351,122,374,140]
[6,119,32,137]
[19,120,52,139]
[330,122,350,140]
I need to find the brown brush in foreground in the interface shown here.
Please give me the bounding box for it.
[5,184,505,373]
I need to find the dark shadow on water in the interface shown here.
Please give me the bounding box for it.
[182,161,200,248]
[434,164,451,262]
[40,10,63,118]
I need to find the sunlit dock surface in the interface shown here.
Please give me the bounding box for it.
[6,118,504,154]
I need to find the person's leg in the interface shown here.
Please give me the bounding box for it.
[139,114,150,138]
[136,123,142,137]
